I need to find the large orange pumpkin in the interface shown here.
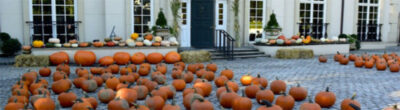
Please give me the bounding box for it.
[113,52,131,65]
[315,87,336,108]
[146,52,164,64]
[74,50,96,66]
[131,52,146,64]
[99,56,114,66]
[49,51,69,65]
[165,51,181,64]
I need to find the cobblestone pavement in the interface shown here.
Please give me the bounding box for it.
[1,48,400,109]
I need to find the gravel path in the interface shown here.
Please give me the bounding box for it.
[2,48,400,109]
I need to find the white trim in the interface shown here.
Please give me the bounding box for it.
[51,0,57,38]
[248,0,266,43]
[28,0,33,42]
[322,0,327,38]
[131,0,134,34]
[180,0,191,47]
[132,0,153,36]
[215,0,227,30]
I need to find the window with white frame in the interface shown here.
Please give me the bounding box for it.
[217,3,224,25]
[299,0,325,39]
[31,0,77,43]
[357,0,380,41]
[133,0,152,37]
[249,0,264,42]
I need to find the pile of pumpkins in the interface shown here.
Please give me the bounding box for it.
[258,35,348,46]
[49,50,182,66]
[319,51,400,72]
[30,32,179,48]
[6,60,368,110]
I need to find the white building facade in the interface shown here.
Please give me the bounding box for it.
[0,0,400,49]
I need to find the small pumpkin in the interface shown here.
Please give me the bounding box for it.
[256,87,275,104]
[58,89,77,107]
[97,86,116,103]
[99,56,114,66]
[232,90,252,110]
[50,52,70,65]
[275,92,295,110]
[257,100,283,110]
[214,76,229,87]
[289,83,308,101]
[193,80,212,96]
[220,67,234,80]
[81,76,98,92]
[144,34,153,41]
[183,92,203,109]
[113,52,131,65]
[5,99,25,110]
[33,96,56,110]
[51,75,71,94]
[146,52,164,64]
[315,87,336,108]
[219,83,240,108]
[339,55,349,65]
[319,55,327,63]
[341,93,361,110]
[108,97,130,110]
[390,63,400,72]
[32,40,44,48]
[131,52,146,64]
[159,85,176,99]
[116,84,138,105]
[136,42,144,47]
[165,51,181,64]
[172,78,186,91]
[270,77,287,94]
[132,85,149,100]
[251,74,268,88]
[39,67,51,77]
[191,96,214,110]
[145,93,165,110]
[245,84,261,98]
[81,92,98,109]
[240,74,253,86]
[300,97,322,110]
[105,77,120,90]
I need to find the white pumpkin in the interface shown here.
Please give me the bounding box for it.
[339,38,347,42]
[296,39,302,44]
[169,37,178,42]
[55,43,62,48]
[260,39,268,43]
[331,36,339,41]
[63,43,71,47]
[320,37,326,42]
[136,37,144,42]
[48,38,60,43]
[143,40,152,46]
[161,41,170,47]
[71,43,78,48]
[127,42,136,47]
[126,39,135,44]
[154,36,162,42]
[170,41,179,46]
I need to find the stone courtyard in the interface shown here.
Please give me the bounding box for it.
[2,47,400,109]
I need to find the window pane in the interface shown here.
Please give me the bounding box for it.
[33,6,42,14]
[143,16,151,25]
[56,0,64,4]
[134,7,142,14]
[65,0,74,5]
[143,8,150,15]
[134,16,141,24]
[43,0,51,4]
[66,6,74,15]
[134,25,142,33]
[43,6,52,14]
[56,6,65,14]
[257,1,263,8]
[250,1,256,8]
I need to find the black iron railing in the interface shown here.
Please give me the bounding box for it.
[357,23,382,42]
[215,29,235,60]
[298,23,329,39]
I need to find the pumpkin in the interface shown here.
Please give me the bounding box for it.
[214,76,229,87]
[219,83,240,108]
[354,58,364,67]
[144,34,153,41]
[99,56,114,66]
[50,51,69,65]
[152,42,161,46]
[240,74,253,86]
[39,67,51,77]
[162,98,180,110]
[256,87,275,104]
[63,43,71,47]
[93,42,104,47]
[275,92,295,110]
[205,62,217,72]
[93,76,104,87]
[74,50,96,66]
[172,78,186,91]
[232,90,252,110]
[136,42,144,47]
[319,55,327,63]
[183,87,204,97]
[302,35,311,44]
[51,75,71,94]
[341,93,361,110]
[146,52,164,64]
[22,45,32,51]
[144,81,158,92]
[58,89,77,107]
[8,92,29,105]
[57,63,71,75]
[315,87,336,108]
[187,64,198,73]
[289,83,308,101]
[183,71,194,83]
[33,96,55,110]
[108,97,130,110]
[131,33,139,40]
[300,97,322,110]
[98,86,116,103]
[32,40,44,48]
[153,36,162,42]
[270,77,286,94]
[183,92,203,109]
[114,52,131,65]
[69,39,78,44]
[220,68,234,80]
[146,93,165,110]
[365,60,374,68]
[131,52,146,64]
[193,80,212,96]
[349,54,357,61]
[151,87,169,100]
[106,77,120,90]
[53,70,67,81]
[269,39,277,44]
[76,68,90,77]
[202,71,215,81]
[334,51,344,61]
[132,85,149,100]
[71,99,93,110]
[251,74,268,88]
[257,100,283,110]
[119,75,134,83]
[107,64,120,74]
[116,84,138,105]
[226,81,239,92]
[165,51,181,64]
[81,77,98,92]
[100,72,113,81]
[276,39,284,45]
[138,66,150,76]
[191,97,214,110]
[376,60,387,71]
[390,63,400,72]
[5,99,25,110]
[81,92,98,109]
[339,56,349,65]
[245,84,261,98]
[159,85,176,99]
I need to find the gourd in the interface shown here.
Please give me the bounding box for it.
[143,40,152,46]
[33,40,44,48]
[154,36,162,42]
[48,38,60,43]
[131,33,139,40]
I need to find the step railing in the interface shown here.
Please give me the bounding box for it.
[215,29,235,60]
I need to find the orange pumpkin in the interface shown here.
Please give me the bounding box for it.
[131,52,146,64]
[116,85,138,106]
[193,80,212,96]
[256,87,275,104]
[58,89,77,107]
[74,50,96,66]
[39,67,51,77]
[300,97,322,110]
[33,96,56,110]
[257,100,283,110]
[51,75,71,94]
[98,87,116,103]
[289,83,308,101]
[315,87,336,108]
[232,90,253,110]
[390,63,400,72]
[93,42,104,47]
[99,56,114,66]
[162,99,181,110]
[108,97,130,110]
[319,55,327,63]
[145,94,165,110]
[183,92,203,109]
[146,52,164,64]
[191,97,214,110]
[251,74,268,88]
[275,92,295,110]
[50,51,69,65]
[219,83,240,108]
[105,77,120,90]
[206,62,218,72]
[245,84,261,98]
[72,99,93,110]
[114,52,131,65]
[145,34,153,41]
[341,93,361,110]
[5,99,25,110]
[165,51,181,64]
[270,77,287,94]
[240,74,253,86]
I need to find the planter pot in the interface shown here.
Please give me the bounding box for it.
[350,42,356,50]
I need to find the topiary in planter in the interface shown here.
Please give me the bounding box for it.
[2,38,21,56]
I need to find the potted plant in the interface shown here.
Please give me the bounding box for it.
[264,13,282,39]
[151,9,170,37]
[348,34,360,50]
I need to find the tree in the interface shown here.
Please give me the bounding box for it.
[264,13,281,30]
[155,8,168,28]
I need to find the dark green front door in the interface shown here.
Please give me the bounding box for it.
[191,0,215,48]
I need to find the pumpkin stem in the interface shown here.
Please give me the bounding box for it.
[75,98,84,103]
[296,83,301,87]
[349,103,361,110]
[224,82,231,93]
[325,87,330,92]
[171,97,176,105]
[280,91,287,96]
[257,74,261,78]
[83,91,89,98]
[275,77,279,80]
[128,82,135,88]
[394,105,398,109]
[307,96,313,103]
[337,51,340,54]
[351,93,357,100]
[261,100,273,107]
[241,89,246,97]
[87,106,94,110]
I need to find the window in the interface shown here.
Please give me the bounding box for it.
[133,0,152,37]
[181,2,187,25]
[249,0,264,42]
[299,0,325,39]
[217,3,224,25]
[31,0,77,43]
[357,0,380,41]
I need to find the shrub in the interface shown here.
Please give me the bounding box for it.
[0,32,11,41]
[2,38,21,56]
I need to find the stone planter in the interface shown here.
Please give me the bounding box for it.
[265,28,282,39]
[350,42,356,50]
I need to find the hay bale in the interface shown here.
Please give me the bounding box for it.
[180,50,211,63]
[14,54,49,67]
[276,48,313,59]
